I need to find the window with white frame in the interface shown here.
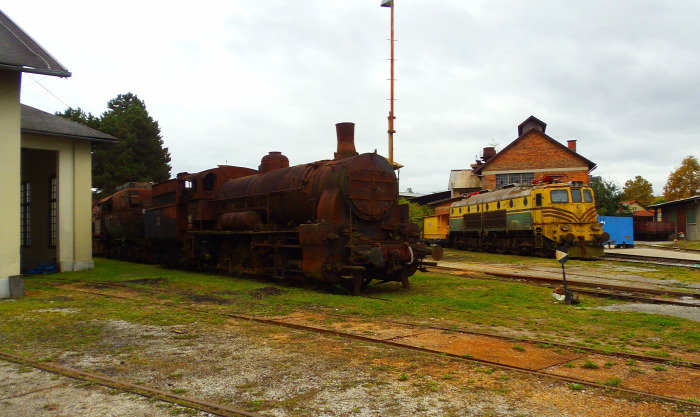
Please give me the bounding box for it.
[495,173,534,189]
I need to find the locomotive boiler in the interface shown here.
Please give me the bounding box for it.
[142,122,437,293]
[93,182,153,260]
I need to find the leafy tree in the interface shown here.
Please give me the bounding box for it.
[622,176,654,206]
[590,177,628,216]
[58,93,171,196]
[663,156,700,201]
[651,196,666,205]
[399,199,434,232]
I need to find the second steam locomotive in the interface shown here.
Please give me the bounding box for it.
[94,123,438,293]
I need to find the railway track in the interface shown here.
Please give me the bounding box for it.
[429,265,699,307]
[41,276,700,370]
[0,351,263,417]
[24,276,700,409]
[605,253,700,268]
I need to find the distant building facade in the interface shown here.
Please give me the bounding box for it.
[470,116,597,190]
[649,195,700,241]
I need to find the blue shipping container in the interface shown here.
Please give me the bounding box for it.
[598,216,635,248]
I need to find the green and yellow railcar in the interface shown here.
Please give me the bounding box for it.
[447,180,608,258]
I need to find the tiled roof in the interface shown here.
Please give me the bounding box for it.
[21,105,117,143]
[0,10,70,77]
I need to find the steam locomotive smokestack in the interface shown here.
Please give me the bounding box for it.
[334,122,359,160]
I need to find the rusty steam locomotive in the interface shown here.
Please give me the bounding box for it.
[93,123,438,293]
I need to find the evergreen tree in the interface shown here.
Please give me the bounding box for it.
[58,93,172,195]
[56,107,101,130]
[622,175,654,206]
[663,156,700,201]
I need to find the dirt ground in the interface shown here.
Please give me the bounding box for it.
[1,307,698,417]
[1,252,699,416]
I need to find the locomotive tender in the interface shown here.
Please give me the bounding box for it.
[426,178,609,258]
[94,122,437,293]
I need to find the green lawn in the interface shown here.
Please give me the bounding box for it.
[0,258,697,360]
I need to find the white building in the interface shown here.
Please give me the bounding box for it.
[0,10,117,298]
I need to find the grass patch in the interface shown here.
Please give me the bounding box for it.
[601,377,622,387]
[1,257,697,365]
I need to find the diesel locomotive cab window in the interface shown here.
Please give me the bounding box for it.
[583,189,593,202]
[550,189,569,203]
[535,194,542,207]
[571,189,582,203]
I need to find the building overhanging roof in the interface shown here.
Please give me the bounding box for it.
[648,195,700,209]
[0,11,71,77]
[21,104,117,143]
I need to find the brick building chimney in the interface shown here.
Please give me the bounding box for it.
[567,140,577,153]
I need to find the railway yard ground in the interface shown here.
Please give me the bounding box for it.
[1,247,699,416]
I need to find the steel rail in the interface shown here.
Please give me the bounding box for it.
[0,351,264,417]
[604,253,700,268]
[348,313,700,370]
[29,277,700,408]
[40,276,700,370]
[225,313,700,409]
[429,265,699,304]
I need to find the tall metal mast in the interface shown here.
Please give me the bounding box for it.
[381,0,395,167]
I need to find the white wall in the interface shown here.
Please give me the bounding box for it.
[22,134,94,272]
[0,71,22,298]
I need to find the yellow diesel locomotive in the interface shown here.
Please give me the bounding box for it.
[424,179,608,259]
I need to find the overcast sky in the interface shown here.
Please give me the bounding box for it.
[8,1,700,196]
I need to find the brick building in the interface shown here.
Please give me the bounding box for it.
[471,116,597,190]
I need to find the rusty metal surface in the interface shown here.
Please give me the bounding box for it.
[95,122,431,292]
[209,122,427,289]
[95,186,153,244]
[259,151,289,174]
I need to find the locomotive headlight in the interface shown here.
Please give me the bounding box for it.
[560,225,571,231]
[590,224,602,231]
